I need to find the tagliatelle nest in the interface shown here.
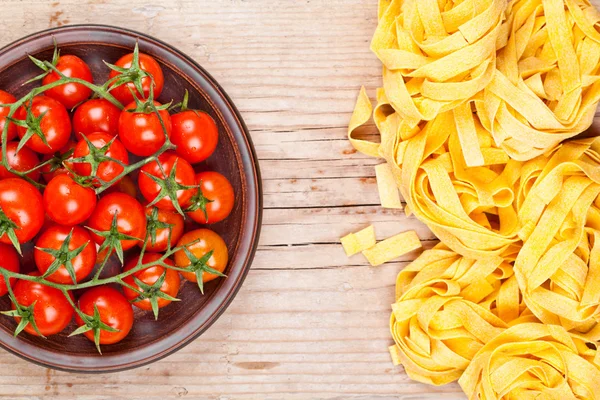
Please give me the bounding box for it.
[388,245,533,385]
[459,323,600,399]
[480,0,600,161]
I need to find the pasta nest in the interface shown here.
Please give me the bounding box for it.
[388,245,532,386]
[458,323,600,399]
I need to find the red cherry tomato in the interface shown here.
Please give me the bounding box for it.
[39,140,75,183]
[43,174,97,226]
[109,53,164,105]
[73,99,121,138]
[0,90,17,141]
[118,101,171,156]
[14,96,71,154]
[175,229,229,284]
[0,142,40,181]
[75,286,133,345]
[34,225,97,284]
[138,152,196,211]
[0,243,20,296]
[142,206,185,252]
[122,253,180,312]
[171,110,218,164]
[0,178,44,245]
[73,132,129,186]
[187,172,234,224]
[42,55,93,109]
[87,192,147,252]
[104,174,138,198]
[12,273,74,336]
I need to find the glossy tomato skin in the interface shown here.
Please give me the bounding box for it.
[0,142,40,181]
[15,96,71,154]
[42,55,93,109]
[75,286,133,345]
[171,110,218,164]
[34,225,97,284]
[43,174,97,226]
[12,273,74,336]
[87,192,147,251]
[142,206,184,252]
[109,53,164,105]
[118,101,171,156]
[0,90,17,141]
[0,178,44,245]
[122,253,180,311]
[188,172,234,224]
[73,132,129,186]
[73,99,121,138]
[0,243,20,296]
[175,229,229,283]
[138,152,196,211]
[40,140,75,183]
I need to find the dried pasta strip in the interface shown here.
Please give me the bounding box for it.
[340,225,377,257]
[363,231,421,266]
[375,163,402,209]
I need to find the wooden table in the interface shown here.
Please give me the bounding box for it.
[1,0,595,398]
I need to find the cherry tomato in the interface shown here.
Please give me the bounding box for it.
[187,172,234,224]
[12,273,74,336]
[175,229,228,284]
[0,243,20,296]
[73,132,129,186]
[75,286,133,345]
[0,90,17,141]
[0,142,40,181]
[122,253,180,312]
[0,178,44,245]
[34,225,97,284]
[104,174,137,198]
[42,55,93,109]
[142,206,184,252]
[138,152,196,211]
[118,101,171,156]
[73,99,121,138]
[87,192,147,251]
[15,96,71,154]
[171,110,218,164]
[43,174,97,226]
[109,52,164,105]
[40,140,75,183]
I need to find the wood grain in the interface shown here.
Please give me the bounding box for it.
[0,0,598,398]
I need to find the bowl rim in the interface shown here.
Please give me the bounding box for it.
[0,24,263,373]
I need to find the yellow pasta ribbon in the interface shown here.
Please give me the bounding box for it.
[389,245,530,385]
[341,225,377,256]
[363,230,422,266]
[459,323,600,399]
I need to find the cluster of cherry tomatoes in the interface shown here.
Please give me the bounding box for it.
[0,46,235,349]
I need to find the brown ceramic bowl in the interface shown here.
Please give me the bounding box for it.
[0,25,262,372]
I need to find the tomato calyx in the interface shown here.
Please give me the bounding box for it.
[170,89,203,118]
[69,304,119,354]
[125,85,171,115]
[185,186,213,223]
[181,248,226,294]
[145,207,174,249]
[0,206,21,255]
[9,102,49,153]
[142,158,198,216]
[71,134,126,185]
[104,43,150,101]
[86,213,142,265]
[1,300,45,338]
[42,147,74,178]
[25,40,60,84]
[131,271,180,320]
[35,228,89,284]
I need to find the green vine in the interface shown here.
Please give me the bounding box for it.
[0,41,213,351]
